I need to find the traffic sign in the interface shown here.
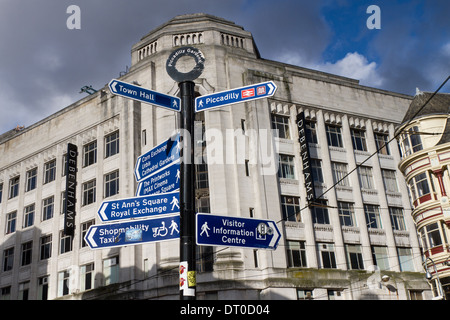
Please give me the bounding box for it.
[136,161,180,196]
[84,215,180,249]
[135,133,180,182]
[108,79,181,112]
[97,191,180,222]
[195,81,277,112]
[196,213,281,250]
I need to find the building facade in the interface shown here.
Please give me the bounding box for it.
[396,91,450,299]
[0,14,431,300]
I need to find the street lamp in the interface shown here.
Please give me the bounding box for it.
[423,257,445,300]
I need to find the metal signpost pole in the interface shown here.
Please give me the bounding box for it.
[179,80,197,300]
[166,46,205,300]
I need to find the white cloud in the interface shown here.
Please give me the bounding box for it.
[278,51,385,89]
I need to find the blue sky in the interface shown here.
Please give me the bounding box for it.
[0,0,448,134]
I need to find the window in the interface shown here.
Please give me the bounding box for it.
[297,289,313,300]
[6,211,16,234]
[104,170,119,198]
[8,176,19,199]
[409,290,423,300]
[365,204,382,229]
[196,246,214,273]
[338,202,356,227]
[311,200,330,224]
[42,196,54,221]
[389,207,406,231]
[26,168,37,192]
[311,159,324,183]
[399,126,423,157]
[40,235,52,260]
[317,243,336,269]
[326,124,343,148]
[81,220,95,248]
[397,247,414,272]
[80,263,94,291]
[287,241,307,267]
[374,132,390,155]
[23,203,34,228]
[83,140,97,167]
[105,131,119,158]
[21,241,32,266]
[278,154,296,179]
[281,196,301,222]
[272,114,290,139]
[18,282,30,301]
[382,169,398,192]
[82,179,96,206]
[43,159,56,184]
[195,164,209,189]
[37,276,49,300]
[420,222,444,250]
[0,183,3,203]
[351,129,367,151]
[60,231,72,254]
[103,256,119,285]
[408,172,431,202]
[196,197,210,214]
[358,166,374,189]
[3,247,14,272]
[345,244,364,270]
[371,246,389,271]
[331,162,350,186]
[58,270,70,297]
[305,120,318,144]
[62,153,67,177]
[0,286,11,300]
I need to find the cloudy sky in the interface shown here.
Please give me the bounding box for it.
[0,0,449,134]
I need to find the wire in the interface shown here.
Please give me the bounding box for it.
[84,76,449,300]
[278,75,450,224]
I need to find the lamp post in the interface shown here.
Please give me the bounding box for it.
[424,257,445,300]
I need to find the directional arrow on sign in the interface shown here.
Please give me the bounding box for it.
[136,161,180,197]
[196,213,281,250]
[109,79,181,112]
[135,132,180,182]
[97,191,180,222]
[84,215,180,250]
[195,81,277,112]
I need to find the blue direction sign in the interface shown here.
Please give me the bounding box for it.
[136,162,180,196]
[84,215,180,249]
[108,79,181,112]
[195,81,277,112]
[135,133,180,182]
[97,191,180,222]
[196,213,281,250]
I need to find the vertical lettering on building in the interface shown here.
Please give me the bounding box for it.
[296,112,316,203]
[64,143,78,236]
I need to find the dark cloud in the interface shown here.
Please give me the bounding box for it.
[0,0,448,134]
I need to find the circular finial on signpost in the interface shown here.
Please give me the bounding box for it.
[166,47,205,82]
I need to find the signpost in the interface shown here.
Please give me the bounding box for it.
[108,79,181,112]
[136,162,180,196]
[195,81,277,112]
[97,191,180,222]
[196,213,281,250]
[84,215,180,249]
[134,133,180,182]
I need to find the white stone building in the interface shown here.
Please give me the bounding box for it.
[0,14,430,300]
